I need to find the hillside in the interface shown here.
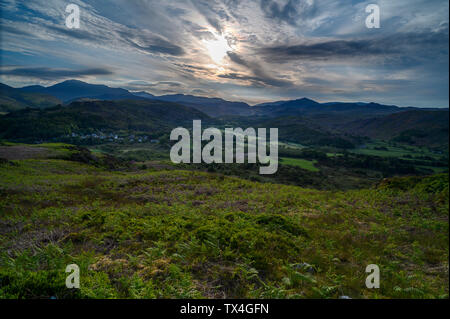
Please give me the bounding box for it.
[253,99,402,118]
[0,83,61,112]
[0,100,210,141]
[341,110,449,148]
[248,116,358,148]
[20,80,138,103]
[0,144,448,299]
[1,80,447,150]
[18,80,254,116]
[154,94,254,117]
[13,80,429,119]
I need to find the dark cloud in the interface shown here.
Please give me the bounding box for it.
[45,25,104,42]
[259,31,449,62]
[260,39,390,61]
[136,81,183,88]
[260,0,316,26]
[227,52,250,67]
[190,0,232,33]
[226,52,292,87]
[156,81,183,87]
[46,24,185,57]
[0,67,113,80]
[182,20,216,41]
[118,30,185,56]
[219,72,291,88]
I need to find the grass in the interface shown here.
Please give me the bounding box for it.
[89,143,169,162]
[280,158,320,172]
[0,143,77,161]
[351,141,444,160]
[0,145,448,299]
[416,166,449,174]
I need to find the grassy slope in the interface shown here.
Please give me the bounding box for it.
[0,100,211,141]
[0,148,448,299]
[342,110,449,149]
[351,141,445,159]
[280,158,319,172]
[0,83,61,112]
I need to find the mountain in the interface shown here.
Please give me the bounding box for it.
[18,80,254,117]
[153,94,254,117]
[7,80,448,148]
[0,99,210,141]
[131,91,156,99]
[13,80,434,120]
[341,109,449,148]
[253,98,401,118]
[21,80,139,103]
[0,83,61,112]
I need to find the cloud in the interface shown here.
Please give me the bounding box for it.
[45,25,105,42]
[119,31,185,56]
[0,0,448,107]
[259,30,449,63]
[227,52,250,67]
[226,52,293,87]
[259,0,316,26]
[0,66,113,80]
[219,72,292,88]
[190,0,232,34]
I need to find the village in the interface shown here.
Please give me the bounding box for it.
[33,132,161,145]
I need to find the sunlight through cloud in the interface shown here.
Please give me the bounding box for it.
[203,33,233,64]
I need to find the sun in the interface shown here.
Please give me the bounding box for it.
[203,34,233,64]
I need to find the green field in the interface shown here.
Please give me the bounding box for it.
[0,144,448,299]
[280,157,319,172]
[351,141,444,160]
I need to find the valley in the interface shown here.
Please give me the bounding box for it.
[0,80,448,299]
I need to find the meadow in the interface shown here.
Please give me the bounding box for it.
[0,144,448,299]
[279,158,319,172]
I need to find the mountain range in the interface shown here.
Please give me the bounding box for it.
[16,80,252,117]
[20,80,140,103]
[0,80,448,148]
[1,79,446,117]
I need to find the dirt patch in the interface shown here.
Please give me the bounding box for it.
[0,146,52,160]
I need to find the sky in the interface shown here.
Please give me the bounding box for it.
[0,0,448,107]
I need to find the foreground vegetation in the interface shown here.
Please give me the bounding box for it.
[0,144,448,299]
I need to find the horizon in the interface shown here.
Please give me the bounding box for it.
[3,78,449,109]
[0,0,448,108]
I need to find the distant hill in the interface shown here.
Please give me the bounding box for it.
[249,115,358,148]
[20,80,139,103]
[18,80,254,116]
[13,79,445,120]
[149,94,254,117]
[0,99,210,141]
[253,98,401,118]
[341,109,449,148]
[0,83,61,112]
[2,80,446,148]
